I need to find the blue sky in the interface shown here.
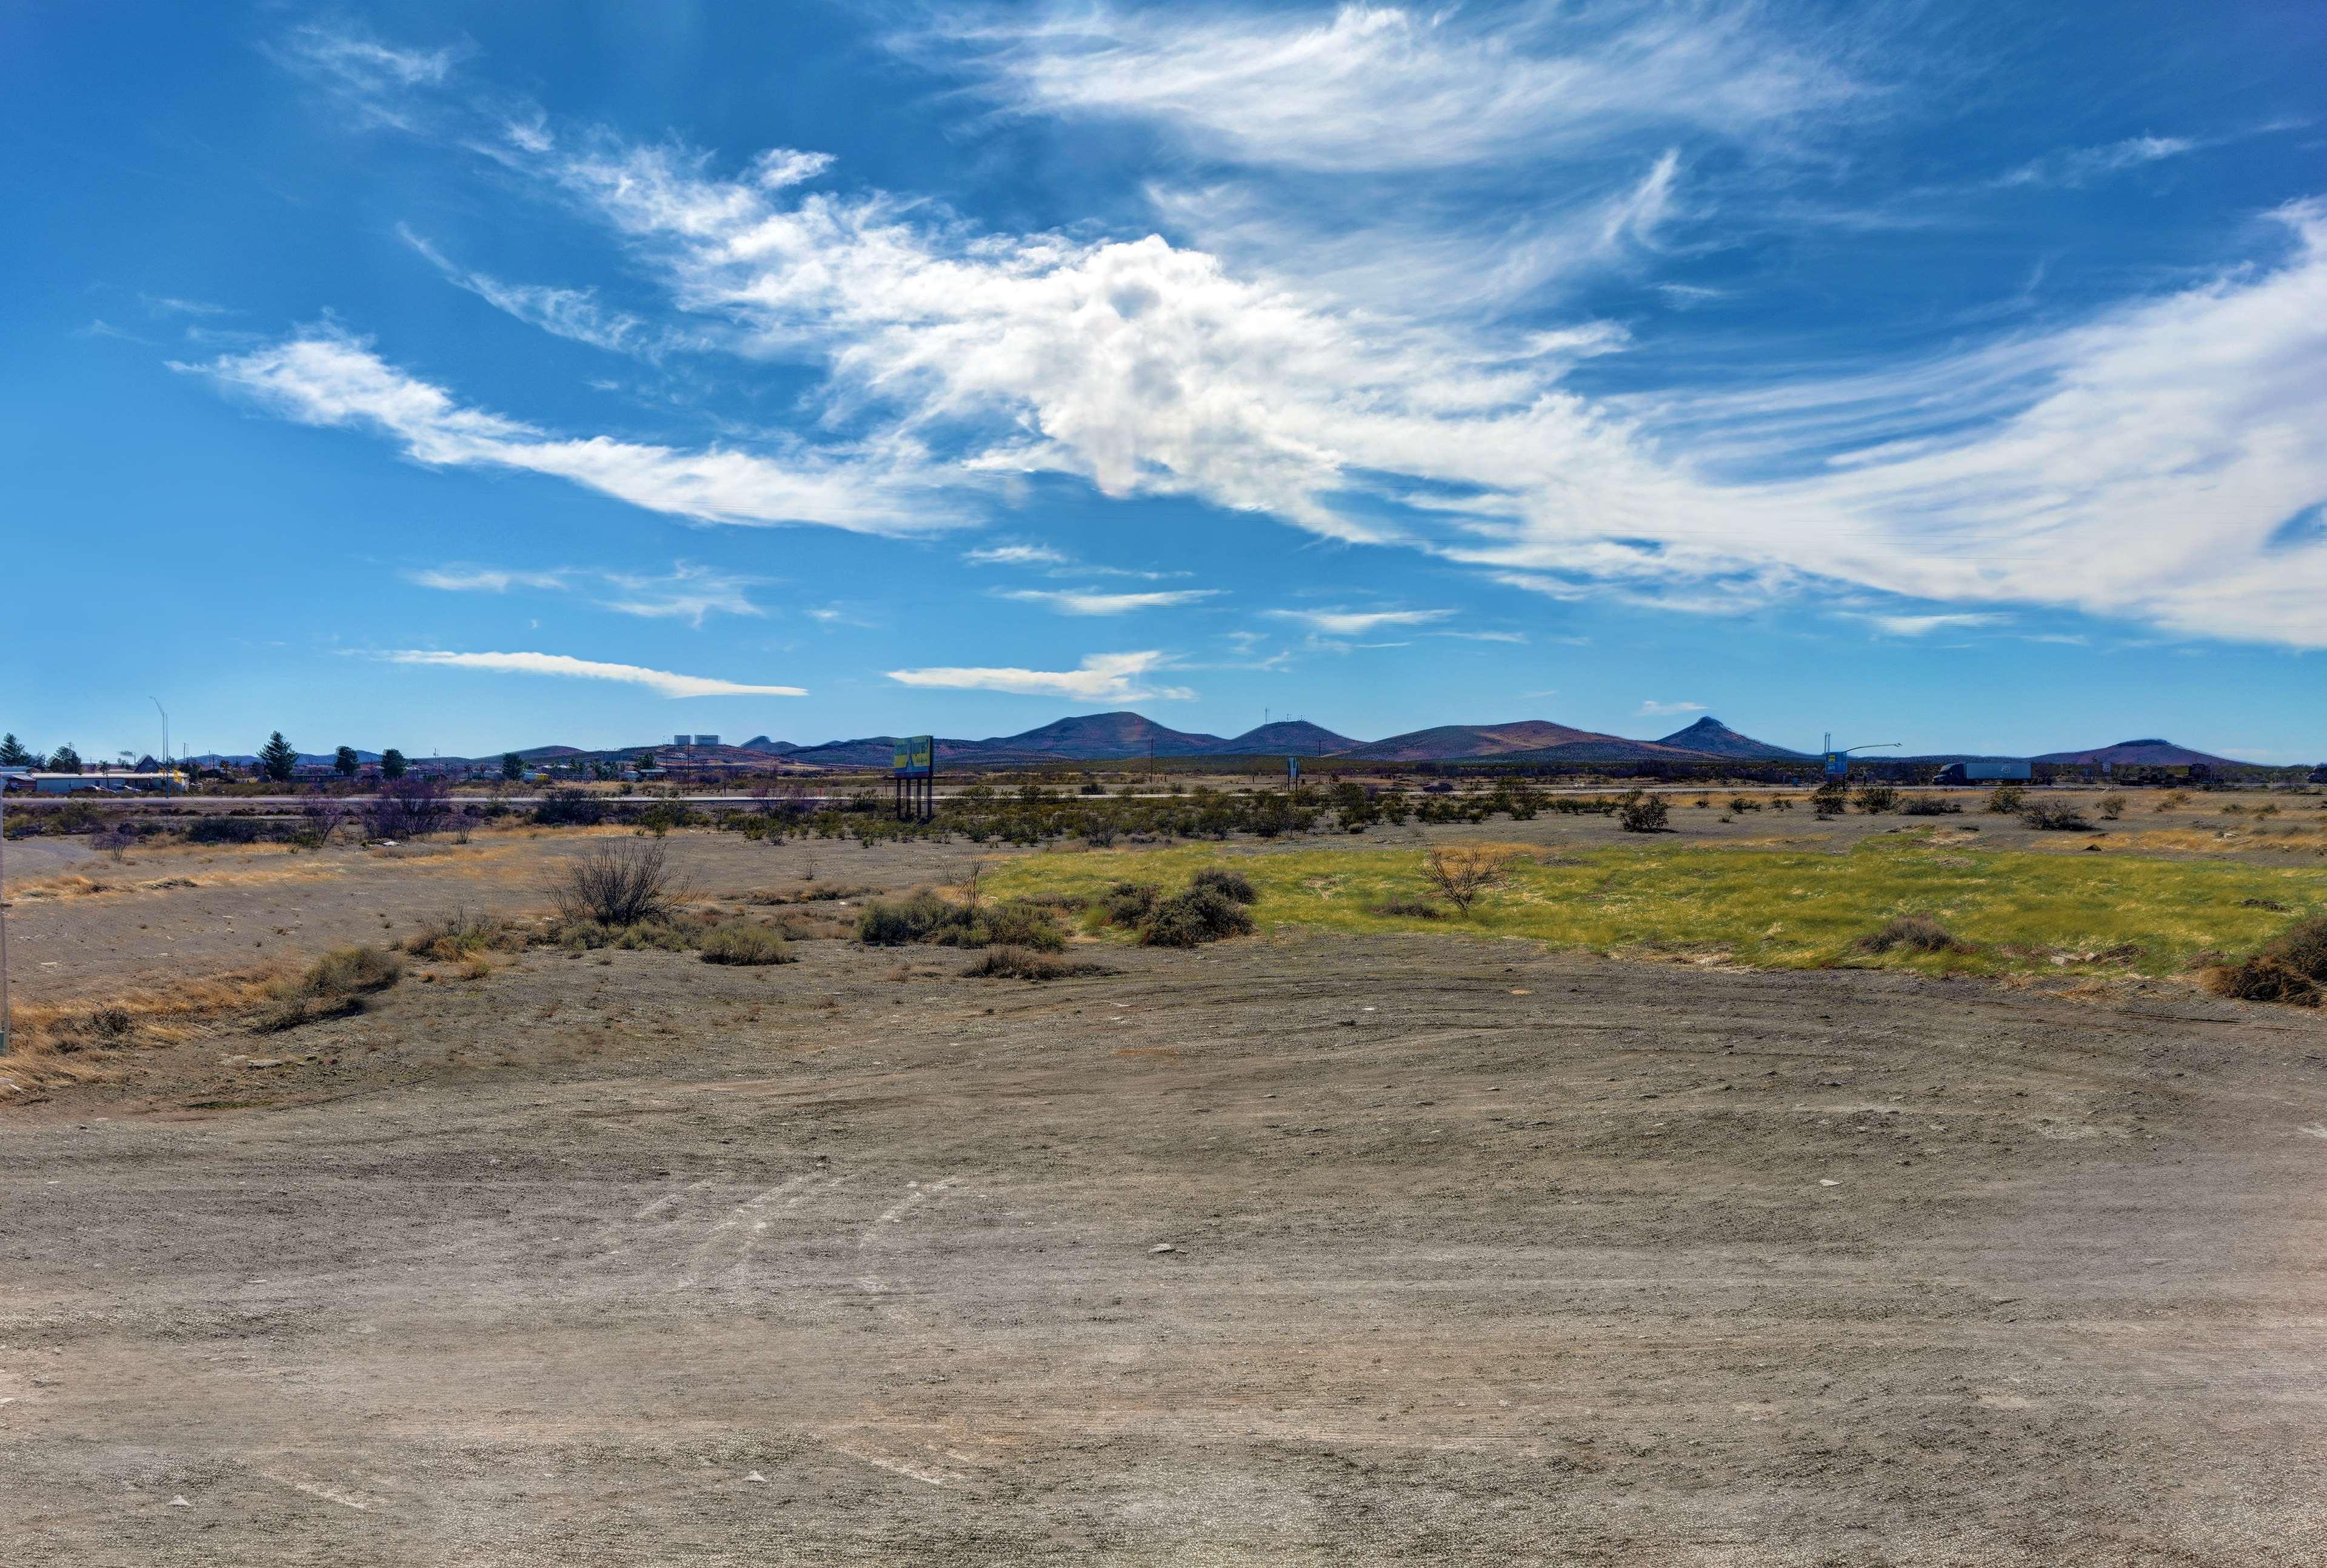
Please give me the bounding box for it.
[7,1,2325,762]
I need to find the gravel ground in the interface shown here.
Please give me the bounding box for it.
[5,909,2327,1563]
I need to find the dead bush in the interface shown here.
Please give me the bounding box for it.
[1984,783,2026,814]
[2098,794,2126,820]
[1898,795,1963,815]
[1617,793,1671,833]
[960,946,1091,981]
[1852,784,1899,814]
[2204,915,2327,1007]
[553,839,686,926]
[2021,800,2093,832]
[1857,915,1966,955]
[1369,896,1442,919]
[1422,846,1522,915]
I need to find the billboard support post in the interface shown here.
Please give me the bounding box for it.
[892,735,935,822]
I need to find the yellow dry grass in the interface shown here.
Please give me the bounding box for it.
[1,967,282,1093]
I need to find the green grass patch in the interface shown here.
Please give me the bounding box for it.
[982,836,2327,977]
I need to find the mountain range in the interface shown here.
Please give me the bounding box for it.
[172,720,2282,773]
[730,712,1813,767]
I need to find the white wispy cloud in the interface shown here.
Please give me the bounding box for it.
[1434,630,1529,644]
[234,45,2327,651]
[924,2,1865,172]
[406,565,571,593]
[2000,135,2199,189]
[963,541,1071,567]
[187,327,957,533]
[386,649,804,696]
[405,561,759,625]
[1851,612,2003,636]
[998,587,1217,616]
[884,650,1192,701]
[1266,607,1454,635]
[400,226,675,356]
[1637,699,1706,716]
[597,562,764,625]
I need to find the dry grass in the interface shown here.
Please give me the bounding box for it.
[1,969,282,1092]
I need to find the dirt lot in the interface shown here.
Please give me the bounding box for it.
[5,819,2327,1563]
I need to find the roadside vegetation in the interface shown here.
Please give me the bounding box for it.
[983,835,2327,983]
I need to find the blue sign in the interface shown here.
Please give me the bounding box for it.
[1824,751,1848,776]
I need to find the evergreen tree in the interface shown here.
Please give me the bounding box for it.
[50,742,84,773]
[0,733,35,767]
[258,731,299,782]
[335,746,360,778]
[381,748,409,780]
[501,751,524,781]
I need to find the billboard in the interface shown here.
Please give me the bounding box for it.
[892,735,934,776]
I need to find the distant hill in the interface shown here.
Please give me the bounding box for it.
[1347,719,1688,763]
[978,711,1226,760]
[2031,738,2254,769]
[738,736,801,755]
[1207,719,1360,756]
[1653,716,1808,761]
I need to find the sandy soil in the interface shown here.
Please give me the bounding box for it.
[4,818,2327,1563]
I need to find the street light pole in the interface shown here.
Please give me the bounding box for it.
[151,697,169,795]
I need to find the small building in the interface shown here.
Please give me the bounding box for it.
[3,770,185,795]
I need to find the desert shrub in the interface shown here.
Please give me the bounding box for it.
[698,921,793,966]
[1898,795,1963,815]
[1852,784,1898,814]
[2156,790,2190,812]
[1369,896,1442,919]
[1810,779,1849,817]
[1189,866,1258,905]
[856,891,956,946]
[404,906,516,960]
[1857,915,1965,955]
[2204,915,2327,1007]
[185,816,262,845]
[90,825,135,861]
[2098,794,2126,821]
[553,839,684,926]
[972,901,1069,951]
[366,776,452,840]
[255,944,401,1030]
[1422,846,1522,914]
[1101,881,1161,927]
[532,787,606,827]
[1728,795,1761,814]
[555,919,692,952]
[961,946,1075,981]
[855,892,1064,950]
[2021,800,2093,832]
[1139,887,1255,947]
[1617,793,1671,833]
[1984,783,2026,814]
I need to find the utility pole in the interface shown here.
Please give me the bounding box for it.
[152,697,169,795]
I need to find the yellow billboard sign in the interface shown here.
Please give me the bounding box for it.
[892,735,934,776]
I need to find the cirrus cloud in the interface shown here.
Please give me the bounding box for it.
[385,649,804,696]
[884,650,1192,701]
